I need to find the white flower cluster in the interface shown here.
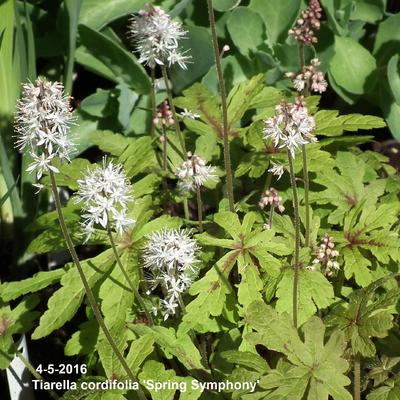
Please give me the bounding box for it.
[128,5,190,69]
[287,59,327,94]
[143,229,199,320]
[268,161,285,180]
[75,159,135,241]
[14,78,75,179]
[263,98,316,158]
[176,153,217,192]
[310,233,340,276]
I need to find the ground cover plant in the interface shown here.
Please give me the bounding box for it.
[0,0,400,399]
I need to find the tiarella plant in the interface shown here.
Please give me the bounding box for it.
[0,1,399,400]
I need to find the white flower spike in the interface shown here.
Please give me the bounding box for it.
[128,5,191,70]
[75,158,135,241]
[143,229,199,320]
[14,78,75,179]
[263,97,316,158]
[176,153,217,192]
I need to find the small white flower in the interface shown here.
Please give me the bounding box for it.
[128,5,191,70]
[143,229,199,320]
[14,78,75,180]
[181,108,200,120]
[176,153,217,192]
[26,152,59,179]
[161,297,179,320]
[268,162,285,180]
[263,98,316,158]
[75,158,135,241]
[32,183,46,194]
[287,58,328,94]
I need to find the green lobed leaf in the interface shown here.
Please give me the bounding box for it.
[326,279,398,357]
[179,251,238,334]
[227,74,265,126]
[41,158,91,190]
[245,303,352,400]
[65,320,98,356]
[89,130,135,156]
[0,268,66,302]
[275,269,335,327]
[237,253,263,310]
[138,361,178,400]
[32,250,115,339]
[314,110,386,137]
[97,249,137,379]
[130,325,204,372]
[367,376,400,400]
[0,295,40,369]
[126,334,154,374]
[221,350,270,373]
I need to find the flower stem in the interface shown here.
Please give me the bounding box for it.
[191,158,203,232]
[287,151,300,328]
[298,43,305,69]
[268,205,275,230]
[206,0,235,212]
[48,170,146,400]
[162,124,168,171]
[160,65,186,156]
[354,355,361,400]
[183,198,190,220]
[16,351,59,400]
[302,145,310,247]
[150,67,157,138]
[196,187,203,233]
[106,221,153,326]
[262,169,272,194]
[297,43,311,247]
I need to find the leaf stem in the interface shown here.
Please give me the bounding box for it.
[354,354,361,400]
[16,351,59,400]
[287,151,300,328]
[106,220,153,326]
[48,170,147,400]
[206,0,235,212]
